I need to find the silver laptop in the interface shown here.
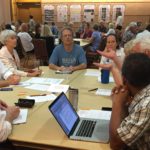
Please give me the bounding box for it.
[48,92,110,143]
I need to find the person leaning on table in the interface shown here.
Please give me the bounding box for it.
[0,59,20,87]
[0,100,20,147]
[49,27,87,71]
[0,29,41,77]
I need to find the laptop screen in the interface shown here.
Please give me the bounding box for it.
[49,93,79,136]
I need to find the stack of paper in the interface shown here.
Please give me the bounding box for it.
[13,109,28,124]
[48,84,69,93]
[25,84,50,91]
[26,94,57,103]
[23,77,64,85]
[84,69,100,77]
[78,110,111,120]
[96,88,112,96]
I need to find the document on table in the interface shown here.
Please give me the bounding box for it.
[13,109,28,124]
[48,84,69,93]
[98,76,114,83]
[96,88,112,96]
[25,84,50,91]
[78,110,111,120]
[23,77,64,85]
[84,69,100,77]
[26,94,57,103]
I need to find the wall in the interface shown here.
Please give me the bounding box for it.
[12,0,150,31]
[0,0,11,30]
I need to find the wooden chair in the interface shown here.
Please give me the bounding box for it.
[86,51,100,69]
[32,39,49,65]
[16,37,31,67]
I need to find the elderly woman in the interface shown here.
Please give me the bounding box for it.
[0,30,41,77]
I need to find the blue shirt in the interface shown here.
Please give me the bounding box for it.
[91,31,101,52]
[49,44,87,67]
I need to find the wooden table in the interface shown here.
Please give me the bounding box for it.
[1,67,113,150]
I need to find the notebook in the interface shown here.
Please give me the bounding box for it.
[48,92,110,143]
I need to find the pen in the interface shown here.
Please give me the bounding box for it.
[0,88,13,91]
[29,94,47,97]
[88,88,98,92]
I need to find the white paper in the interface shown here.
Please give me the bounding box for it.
[98,76,114,83]
[78,110,111,120]
[13,109,28,124]
[96,88,111,96]
[25,84,50,91]
[23,77,64,85]
[84,70,100,77]
[26,94,57,103]
[48,84,69,93]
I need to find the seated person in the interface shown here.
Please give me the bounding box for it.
[0,60,20,87]
[109,53,150,150]
[0,29,41,77]
[80,22,93,39]
[17,23,34,53]
[0,100,20,142]
[85,24,102,52]
[49,27,87,71]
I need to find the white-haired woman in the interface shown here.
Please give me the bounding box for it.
[0,30,41,77]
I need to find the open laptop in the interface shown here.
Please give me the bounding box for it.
[48,92,110,143]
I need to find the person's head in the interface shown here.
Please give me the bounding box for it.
[35,23,41,34]
[0,29,17,48]
[146,24,150,32]
[129,22,138,34]
[29,15,33,19]
[93,24,99,31]
[52,22,55,26]
[21,23,29,32]
[106,34,117,50]
[122,53,150,89]
[85,22,90,29]
[130,37,150,57]
[124,39,134,56]
[60,27,73,46]
[5,24,12,30]
[108,22,114,29]
[116,11,122,17]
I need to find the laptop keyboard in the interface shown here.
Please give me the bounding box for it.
[76,120,96,137]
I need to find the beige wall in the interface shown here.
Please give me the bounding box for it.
[0,0,11,29]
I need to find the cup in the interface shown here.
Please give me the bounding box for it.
[69,88,78,111]
[101,69,110,84]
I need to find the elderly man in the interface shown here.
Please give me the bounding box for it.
[49,27,87,71]
[121,22,138,47]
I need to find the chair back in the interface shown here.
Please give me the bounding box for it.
[32,39,49,61]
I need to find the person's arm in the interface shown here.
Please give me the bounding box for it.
[67,64,87,71]
[109,86,129,150]
[49,64,66,71]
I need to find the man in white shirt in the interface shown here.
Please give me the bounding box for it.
[0,60,20,87]
[17,23,34,53]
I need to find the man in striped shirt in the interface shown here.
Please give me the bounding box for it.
[109,53,150,150]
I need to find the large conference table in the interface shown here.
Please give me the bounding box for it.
[0,67,114,150]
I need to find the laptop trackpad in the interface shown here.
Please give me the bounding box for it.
[70,118,110,143]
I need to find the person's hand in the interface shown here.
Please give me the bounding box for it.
[97,50,117,60]
[58,66,66,71]
[0,100,8,110]
[111,85,130,106]
[27,70,42,77]
[66,66,74,71]
[5,106,20,123]
[7,75,21,85]
[93,62,113,70]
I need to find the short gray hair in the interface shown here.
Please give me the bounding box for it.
[0,29,16,45]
